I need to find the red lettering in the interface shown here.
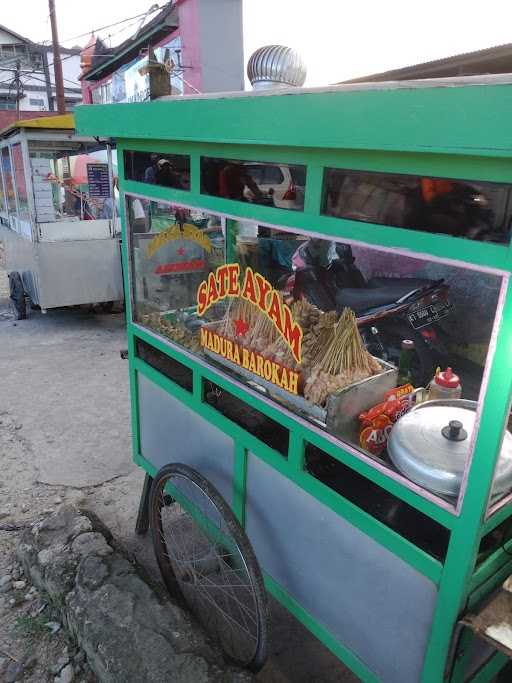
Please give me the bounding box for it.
[227,264,240,296]
[282,304,303,363]
[206,272,219,310]
[254,273,272,312]
[216,264,230,298]
[197,280,208,316]
[267,291,284,334]
[241,267,258,304]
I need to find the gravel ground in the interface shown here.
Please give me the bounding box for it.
[0,241,357,683]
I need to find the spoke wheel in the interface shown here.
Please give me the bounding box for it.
[150,463,269,671]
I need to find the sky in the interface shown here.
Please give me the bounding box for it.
[3,0,512,85]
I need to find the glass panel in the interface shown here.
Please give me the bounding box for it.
[322,168,512,245]
[12,143,29,221]
[123,150,190,190]
[128,194,505,509]
[28,142,115,222]
[129,198,225,344]
[201,157,306,211]
[2,148,16,213]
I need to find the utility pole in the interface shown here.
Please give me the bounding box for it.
[48,0,66,114]
[13,60,22,120]
[42,51,55,112]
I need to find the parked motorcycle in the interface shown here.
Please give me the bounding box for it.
[283,240,452,383]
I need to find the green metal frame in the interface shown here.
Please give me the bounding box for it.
[76,82,512,682]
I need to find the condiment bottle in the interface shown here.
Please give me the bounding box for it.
[397,339,415,386]
[428,366,462,400]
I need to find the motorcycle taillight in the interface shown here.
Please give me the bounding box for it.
[282,182,297,201]
[420,327,438,341]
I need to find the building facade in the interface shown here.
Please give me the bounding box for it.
[0,24,82,118]
[80,0,244,104]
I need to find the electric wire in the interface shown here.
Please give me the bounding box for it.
[0,67,79,89]
[55,3,169,45]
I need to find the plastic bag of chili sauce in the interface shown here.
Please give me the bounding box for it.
[359,384,415,455]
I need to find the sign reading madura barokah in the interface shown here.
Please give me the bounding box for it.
[197,264,303,395]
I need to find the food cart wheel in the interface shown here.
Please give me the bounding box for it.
[99,301,114,313]
[8,272,26,320]
[149,463,269,671]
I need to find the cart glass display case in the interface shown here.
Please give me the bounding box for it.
[76,78,512,683]
[126,192,508,512]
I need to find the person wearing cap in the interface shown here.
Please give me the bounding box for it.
[155,158,182,188]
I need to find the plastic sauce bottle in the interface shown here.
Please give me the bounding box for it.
[428,367,462,400]
[397,339,415,386]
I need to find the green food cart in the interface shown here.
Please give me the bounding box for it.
[75,76,512,682]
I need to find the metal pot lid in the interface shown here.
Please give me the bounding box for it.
[387,399,512,498]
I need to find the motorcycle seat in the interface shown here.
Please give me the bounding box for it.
[367,277,435,293]
[336,277,436,314]
[336,288,404,314]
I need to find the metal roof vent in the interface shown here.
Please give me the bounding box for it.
[247,45,306,90]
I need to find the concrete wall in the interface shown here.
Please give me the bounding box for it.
[197,0,244,92]
[44,50,81,89]
[82,0,244,101]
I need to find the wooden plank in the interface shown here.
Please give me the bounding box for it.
[462,576,512,659]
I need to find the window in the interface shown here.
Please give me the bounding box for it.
[0,45,14,55]
[28,141,115,222]
[0,96,16,111]
[29,98,45,108]
[124,150,190,190]
[322,168,512,245]
[127,194,507,510]
[1,147,16,213]
[245,164,284,185]
[201,157,306,211]
[11,143,29,221]
[91,80,112,105]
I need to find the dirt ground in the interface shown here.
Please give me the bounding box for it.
[0,244,357,683]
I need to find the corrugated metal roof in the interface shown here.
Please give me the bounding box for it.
[341,42,512,84]
[0,113,74,137]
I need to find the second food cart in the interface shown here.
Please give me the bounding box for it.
[0,113,123,318]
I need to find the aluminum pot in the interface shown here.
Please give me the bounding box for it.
[387,399,512,499]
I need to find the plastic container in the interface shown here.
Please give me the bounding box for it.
[428,367,462,400]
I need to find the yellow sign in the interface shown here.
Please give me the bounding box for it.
[201,329,300,395]
[196,263,303,363]
[146,223,212,258]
